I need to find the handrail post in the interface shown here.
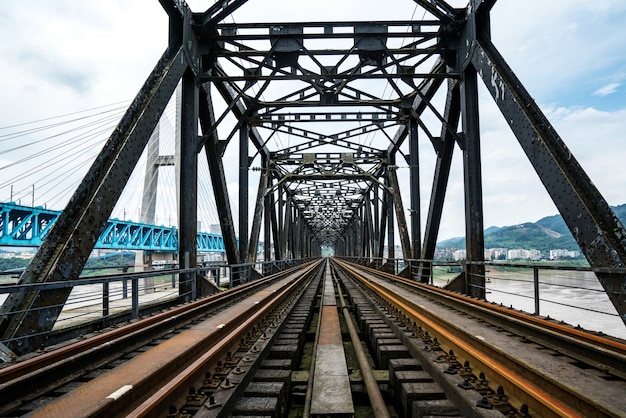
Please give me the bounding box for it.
[102,282,109,325]
[533,266,540,316]
[430,261,434,286]
[191,269,197,300]
[132,278,139,319]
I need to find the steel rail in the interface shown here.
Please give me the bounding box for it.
[332,265,390,418]
[21,260,324,417]
[333,259,622,418]
[126,259,324,417]
[0,262,316,413]
[343,260,626,376]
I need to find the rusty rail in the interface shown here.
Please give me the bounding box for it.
[333,258,626,418]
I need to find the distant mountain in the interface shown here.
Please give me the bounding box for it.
[484,226,501,236]
[437,204,626,254]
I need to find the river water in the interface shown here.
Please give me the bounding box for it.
[482,268,626,340]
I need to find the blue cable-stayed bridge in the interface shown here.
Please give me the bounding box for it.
[0,201,228,253]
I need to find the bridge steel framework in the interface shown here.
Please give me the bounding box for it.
[1,0,625,355]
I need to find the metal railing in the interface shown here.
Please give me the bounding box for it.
[341,256,626,340]
[0,258,308,353]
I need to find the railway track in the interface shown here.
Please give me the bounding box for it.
[0,260,323,417]
[1,257,625,417]
[332,258,626,418]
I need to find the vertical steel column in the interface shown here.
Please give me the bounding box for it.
[276,186,284,259]
[372,187,380,258]
[408,118,421,260]
[239,122,249,262]
[365,197,374,259]
[304,222,310,257]
[419,79,460,282]
[179,68,198,302]
[360,206,367,257]
[377,184,387,259]
[385,173,395,260]
[460,65,485,299]
[299,212,305,258]
[264,175,273,265]
[199,84,241,267]
[349,218,354,257]
[248,159,268,264]
[293,208,300,259]
[388,164,411,261]
[270,190,281,262]
[283,198,292,259]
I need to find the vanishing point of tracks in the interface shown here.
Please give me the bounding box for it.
[1,258,625,417]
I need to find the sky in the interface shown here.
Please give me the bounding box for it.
[1,0,626,242]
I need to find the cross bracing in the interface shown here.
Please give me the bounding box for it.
[1,0,625,356]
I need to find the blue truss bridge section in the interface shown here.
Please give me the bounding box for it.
[0,202,226,252]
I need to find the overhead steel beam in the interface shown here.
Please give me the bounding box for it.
[412,0,461,22]
[0,45,188,354]
[211,69,269,156]
[387,58,447,155]
[200,0,249,25]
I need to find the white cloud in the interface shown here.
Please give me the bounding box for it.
[593,82,621,96]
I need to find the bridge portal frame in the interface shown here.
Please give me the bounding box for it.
[2,0,626,356]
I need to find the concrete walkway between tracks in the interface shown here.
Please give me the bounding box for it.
[309,264,354,417]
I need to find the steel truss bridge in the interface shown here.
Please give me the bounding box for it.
[1,0,625,359]
[0,201,226,252]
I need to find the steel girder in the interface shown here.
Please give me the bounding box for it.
[249,163,268,263]
[408,118,421,260]
[179,68,199,302]
[0,45,188,354]
[239,120,250,262]
[419,78,461,281]
[460,64,486,299]
[470,32,626,322]
[198,83,242,266]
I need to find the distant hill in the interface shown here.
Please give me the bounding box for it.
[437,204,626,254]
